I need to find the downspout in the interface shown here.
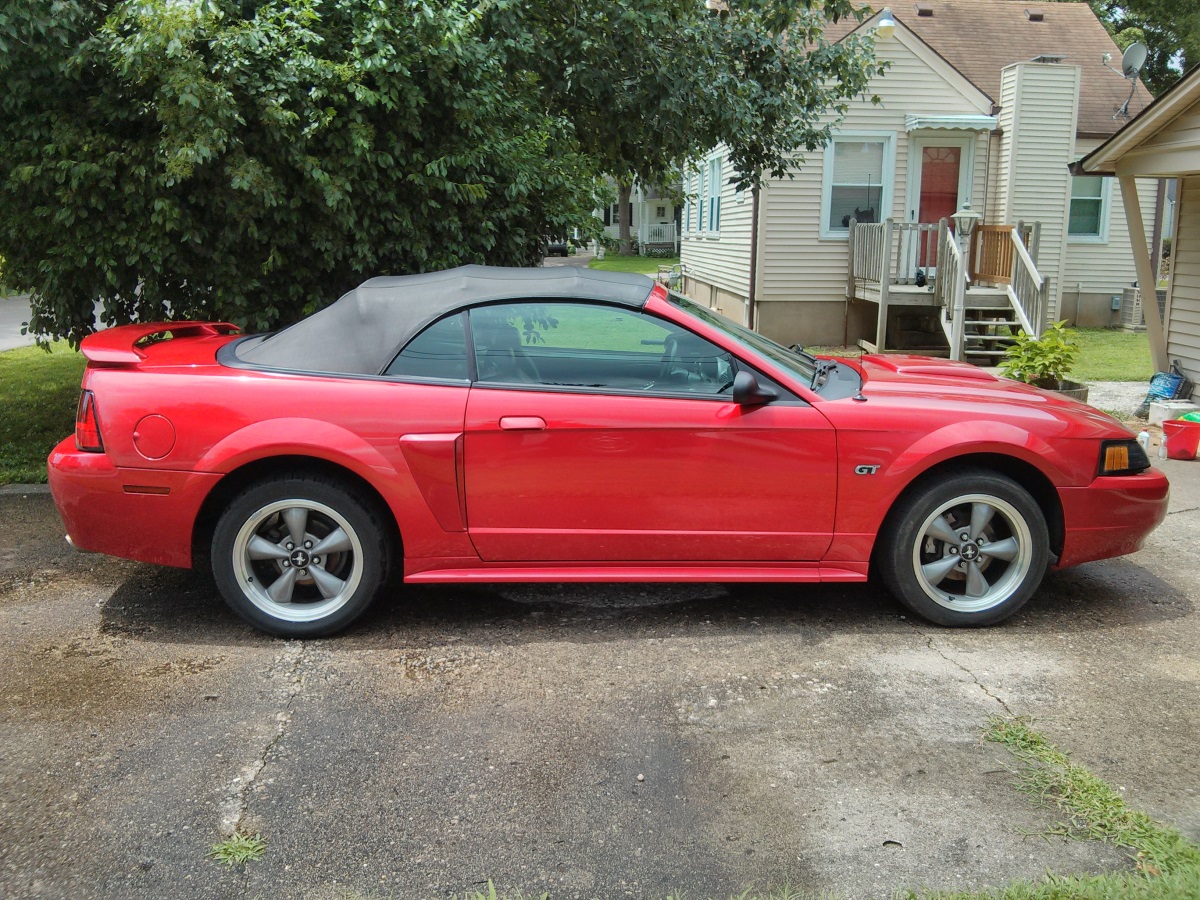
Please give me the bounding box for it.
[748,184,760,330]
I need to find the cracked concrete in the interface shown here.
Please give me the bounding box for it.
[1,456,1198,898]
[216,642,307,837]
[916,631,1017,716]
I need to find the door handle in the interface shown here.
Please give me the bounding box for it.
[499,416,547,431]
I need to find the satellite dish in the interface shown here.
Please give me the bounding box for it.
[1121,43,1148,78]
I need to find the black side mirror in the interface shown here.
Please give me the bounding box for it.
[732,370,778,406]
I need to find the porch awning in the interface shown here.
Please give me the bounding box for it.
[905,114,998,132]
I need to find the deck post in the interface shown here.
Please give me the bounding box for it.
[876,218,894,353]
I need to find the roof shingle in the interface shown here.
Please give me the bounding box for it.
[827,0,1153,137]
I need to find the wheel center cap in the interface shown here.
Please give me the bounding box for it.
[290,549,311,568]
[960,542,980,562]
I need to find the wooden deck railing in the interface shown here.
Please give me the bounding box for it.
[971,223,1038,285]
[848,216,1045,357]
[931,222,970,361]
[1007,222,1047,337]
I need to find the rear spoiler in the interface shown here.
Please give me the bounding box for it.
[80,322,242,365]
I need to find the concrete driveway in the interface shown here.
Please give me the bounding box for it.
[1,462,1198,899]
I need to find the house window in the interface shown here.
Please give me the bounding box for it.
[656,205,666,219]
[708,156,722,233]
[821,134,893,238]
[1068,175,1109,241]
[696,168,706,232]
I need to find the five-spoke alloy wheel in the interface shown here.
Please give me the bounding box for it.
[879,471,1049,626]
[212,474,391,637]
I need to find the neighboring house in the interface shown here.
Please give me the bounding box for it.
[680,0,1157,359]
[597,181,681,255]
[1078,63,1200,386]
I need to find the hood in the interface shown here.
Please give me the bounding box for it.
[850,354,1127,430]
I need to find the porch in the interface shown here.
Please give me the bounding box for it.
[847,218,1048,363]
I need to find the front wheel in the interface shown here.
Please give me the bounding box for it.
[211,473,392,637]
[878,471,1049,627]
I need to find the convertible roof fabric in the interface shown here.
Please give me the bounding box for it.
[233,265,656,376]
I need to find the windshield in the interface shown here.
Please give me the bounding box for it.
[668,292,817,383]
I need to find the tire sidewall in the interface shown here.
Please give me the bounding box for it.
[881,471,1049,627]
[212,475,388,638]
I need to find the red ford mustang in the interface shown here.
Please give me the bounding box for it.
[48,266,1169,636]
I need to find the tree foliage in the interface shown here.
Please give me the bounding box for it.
[0,0,598,341]
[1087,0,1199,96]
[0,0,880,343]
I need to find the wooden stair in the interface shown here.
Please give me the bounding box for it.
[961,305,1020,364]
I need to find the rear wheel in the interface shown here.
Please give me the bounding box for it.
[211,473,391,637]
[879,471,1048,627]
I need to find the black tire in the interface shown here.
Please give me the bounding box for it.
[211,472,392,637]
[878,470,1048,627]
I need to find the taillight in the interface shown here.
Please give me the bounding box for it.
[75,390,103,452]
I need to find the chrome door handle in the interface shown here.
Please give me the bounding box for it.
[499,416,547,431]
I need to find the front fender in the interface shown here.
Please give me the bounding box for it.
[886,421,1070,485]
[828,421,1069,561]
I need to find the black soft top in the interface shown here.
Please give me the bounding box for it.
[232,265,655,375]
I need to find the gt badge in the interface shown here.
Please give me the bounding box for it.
[854,465,880,475]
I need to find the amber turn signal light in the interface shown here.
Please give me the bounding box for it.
[1098,439,1149,476]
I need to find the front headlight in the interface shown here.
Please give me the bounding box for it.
[1098,439,1151,476]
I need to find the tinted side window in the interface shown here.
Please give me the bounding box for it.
[469,302,735,396]
[384,314,468,381]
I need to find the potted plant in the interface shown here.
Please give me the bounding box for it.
[999,320,1089,402]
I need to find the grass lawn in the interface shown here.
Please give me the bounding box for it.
[1071,328,1154,382]
[0,343,84,485]
[588,255,678,276]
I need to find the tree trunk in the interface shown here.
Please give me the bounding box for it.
[618,180,634,256]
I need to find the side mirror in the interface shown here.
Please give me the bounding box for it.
[732,370,778,406]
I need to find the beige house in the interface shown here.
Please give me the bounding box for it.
[680,0,1157,358]
[1078,63,1200,384]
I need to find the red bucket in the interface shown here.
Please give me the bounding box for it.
[1163,419,1200,460]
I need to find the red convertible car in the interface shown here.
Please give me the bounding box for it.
[48,266,1168,636]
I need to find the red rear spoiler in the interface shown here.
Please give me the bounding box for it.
[80,322,242,365]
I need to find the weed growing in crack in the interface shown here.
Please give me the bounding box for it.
[209,831,267,868]
[985,716,1200,878]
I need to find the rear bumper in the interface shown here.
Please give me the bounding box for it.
[47,438,221,569]
[1056,468,1170,568]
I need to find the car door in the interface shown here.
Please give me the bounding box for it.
[461,301,837,563]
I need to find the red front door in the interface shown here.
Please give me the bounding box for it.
[917,145,963,268]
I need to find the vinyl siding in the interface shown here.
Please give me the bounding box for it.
[754,27,993,306]
[1166,175,1200,384]
[992,63,1081,319]
[987,73,1019,225]
[1140,98,1200,153]
[679,149,753,302]
[1061,138,1158,295]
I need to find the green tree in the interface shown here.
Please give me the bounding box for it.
[0,0,599,343]
[1089,0,1199,96]
[1,0,880,340]
[485,0,881,254]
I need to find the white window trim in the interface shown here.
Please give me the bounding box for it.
[1067,175,1112,244]
[683,173,693,237]
[819,131,896,241]
[706,155,722,238]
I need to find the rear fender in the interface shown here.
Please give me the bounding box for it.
[194,418,401,479]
